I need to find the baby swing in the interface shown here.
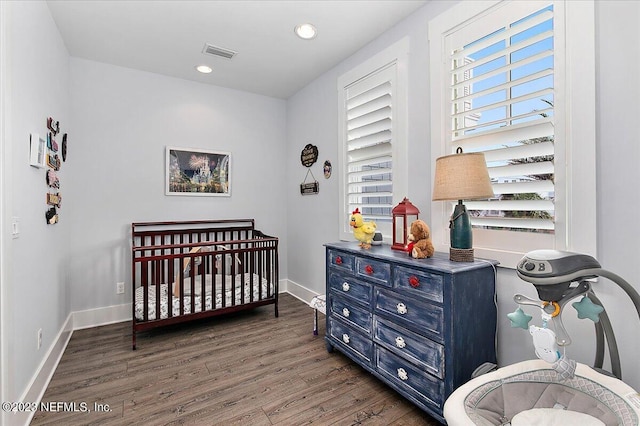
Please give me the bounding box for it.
[443,250,640,425]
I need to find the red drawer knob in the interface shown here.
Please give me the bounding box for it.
[365,265,374,275]
[335,256,342,265]
[409,276,420,288]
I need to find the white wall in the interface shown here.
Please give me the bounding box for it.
[1,3,288,412]
[285,0,640,390]
[594,0,640,389]
[2,0,639,416]
[286,1,451,295]
[497,0,640,391]
[67,58,288,312]
[2,0,71,406]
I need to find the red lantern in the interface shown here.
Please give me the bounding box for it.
[391,197,420,251]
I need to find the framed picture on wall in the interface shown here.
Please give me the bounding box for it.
[29,133,46,168]
[165,147,231,196]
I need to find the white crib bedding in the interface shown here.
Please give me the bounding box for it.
[134,274,272,321]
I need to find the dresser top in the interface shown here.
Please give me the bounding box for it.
[325,241,498,274]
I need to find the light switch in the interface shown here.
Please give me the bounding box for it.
[12,217,19,238]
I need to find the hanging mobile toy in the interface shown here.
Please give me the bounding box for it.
[507,250,608,379]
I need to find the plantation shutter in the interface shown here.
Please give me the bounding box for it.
[344,63,395,236]
[446,2,555,233]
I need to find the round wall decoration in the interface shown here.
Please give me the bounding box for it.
[300,144,318,168]
[323,160,332,179]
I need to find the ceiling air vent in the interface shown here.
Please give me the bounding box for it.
[202,43,237,60]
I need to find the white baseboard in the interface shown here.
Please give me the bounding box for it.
[18,313,73,426]
[68,281,308,331]
[277,278,288,294]
[72,303,131,330]
[17,283,319,426]
[285,279,323,304]
[15,304,130,426]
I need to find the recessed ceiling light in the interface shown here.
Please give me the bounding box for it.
[195,65,213,74]
[294,23,317,40]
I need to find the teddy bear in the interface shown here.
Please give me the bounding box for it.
[407,219,434,259]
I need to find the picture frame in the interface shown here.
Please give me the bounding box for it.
[165,147,231,196]
[29,133,46,168]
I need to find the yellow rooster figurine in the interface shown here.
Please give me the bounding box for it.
[350,208,377,249]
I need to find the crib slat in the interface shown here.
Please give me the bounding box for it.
[200,253,206,313]
[140,259,148,322]
[178,263,184,317]
[221,253,227,309]
[155,260,161,321]
[168,250,174,318]
[189,251,195,314]
[248,249,253,303]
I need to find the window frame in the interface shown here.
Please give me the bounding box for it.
[338,38,409,242]
[428,0,596,268]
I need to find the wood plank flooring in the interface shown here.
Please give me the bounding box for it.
[31,294,441,425]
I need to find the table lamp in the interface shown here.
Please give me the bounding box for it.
[432,148,494,262]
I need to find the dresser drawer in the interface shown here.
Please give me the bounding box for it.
[328,272,372,306]
[374,317,444,379]
[375,288,444,342]
[355,256,391,286]
[328,250,354,272]
[393,266,444,303]
[330,294,372,334]
[376,346,444,410]
[328,317,373,364]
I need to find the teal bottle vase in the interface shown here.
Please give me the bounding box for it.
[450,200,472,249]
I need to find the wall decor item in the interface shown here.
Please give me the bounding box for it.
[42,117,65,224]
[323,160,332,179]
[29,133,46,168]
[47,117,60,135]
[300,143,318,167]
[300,170,319,195]
[46,192,62,207]
[300,143,319,195]
[47,153,60,170]
[46,170,60,188]
[166,147,231,196]
[45,207,58,224]
[61,133,67,161]
[47,132,58,152]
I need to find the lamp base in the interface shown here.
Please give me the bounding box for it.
[450,247,474,262]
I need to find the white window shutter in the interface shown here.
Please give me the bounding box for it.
[345,64,395,227]
[429,0,596,267]
[338,38,409,242]
[446,2,556,234]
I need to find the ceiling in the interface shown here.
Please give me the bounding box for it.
[46,0,428,99]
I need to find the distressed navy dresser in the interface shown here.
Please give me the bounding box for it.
[325,242,497,423]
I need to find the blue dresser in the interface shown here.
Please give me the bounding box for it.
[325,242,497,423]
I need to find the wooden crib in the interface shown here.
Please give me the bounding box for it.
[131,219,278,349]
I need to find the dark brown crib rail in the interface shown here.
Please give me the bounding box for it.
[130,220,278,349]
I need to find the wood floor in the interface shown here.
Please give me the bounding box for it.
[31,294,441,425]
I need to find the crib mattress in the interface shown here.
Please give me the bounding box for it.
[134,274,272,321]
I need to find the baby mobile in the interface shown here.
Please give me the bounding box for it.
[507,275,604,380]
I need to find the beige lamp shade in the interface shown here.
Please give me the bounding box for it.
[432,151,494,201]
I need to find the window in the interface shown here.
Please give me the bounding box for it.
[338,39,409,242]
[429,1,595,267]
